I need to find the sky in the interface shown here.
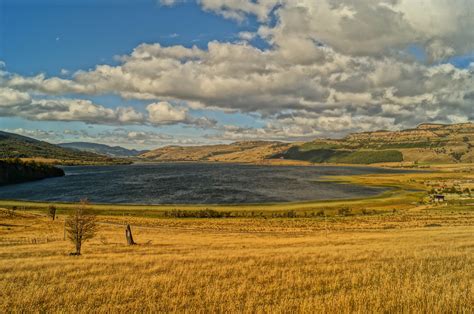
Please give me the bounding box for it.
[0,0,473,149]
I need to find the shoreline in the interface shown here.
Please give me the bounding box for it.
[0,163,423,209]
[0,176,423,216]
[1,163,471,216]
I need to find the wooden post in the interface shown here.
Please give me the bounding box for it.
[125,224,136,245]
[325,214,328,238]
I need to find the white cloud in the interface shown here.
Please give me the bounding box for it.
[146,101,188,124]
[238,31,256,41]
[0,87,145,125]
[65,128,208,149]
[1,128,61,141]
[199,0,280,22]
[204,0,474,61]
[0,87,31,109]
[160,0,175,6]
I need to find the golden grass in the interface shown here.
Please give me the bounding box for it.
[1,209,473,313]
[1,164,473,312]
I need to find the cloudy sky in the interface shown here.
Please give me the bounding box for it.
[1,0,473,149]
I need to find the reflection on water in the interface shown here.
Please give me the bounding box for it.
[0,163,411,204]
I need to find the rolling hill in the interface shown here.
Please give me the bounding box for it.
[142,123,474,164]
[141,141,294,163]
[59,142,148,157]
[0,131,130,165]
[274,123,474,164]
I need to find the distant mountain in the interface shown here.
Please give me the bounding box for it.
[0,131,129,165]
[142,123,474,164]
[274,122,474,164]
[59,142,148,157]
[141,141,293,163]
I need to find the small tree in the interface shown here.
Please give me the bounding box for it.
[48,205,57,221]
[65,199,97,255]
[6,206,17,218]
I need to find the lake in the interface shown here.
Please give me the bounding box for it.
[0,163,411,204]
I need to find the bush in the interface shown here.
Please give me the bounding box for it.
[166,209,231,218]
[315,210,325,217]
[338,207,352,216]
[6,206,16,217]
[48,205,57,221]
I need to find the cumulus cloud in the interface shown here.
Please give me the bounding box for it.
[50,127,209,148]
[147,101,188,124]
[2,126,198,149]
[199,0,280,22]
[1,128,62,141]
[238,31,256,41]
[0,89,145,125]
[159,0,181,6]
[28,40,472,130]
[0,87,31,111]
[0,86,217,131]
[204,0,474,61]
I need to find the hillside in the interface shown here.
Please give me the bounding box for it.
[275,122,474,164]
[59,142,148,157]
[141,141,293,163]
[142,123,474,165]
[0,131,130,165]
[0,159,64,185]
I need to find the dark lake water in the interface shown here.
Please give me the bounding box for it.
[0,163,411,204]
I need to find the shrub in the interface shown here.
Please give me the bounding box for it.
[48,205,57,221]
[166,209,231,218]
[6,206,16,217]
[338,207,352,216]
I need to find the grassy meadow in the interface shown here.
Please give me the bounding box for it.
[1,164,473,312]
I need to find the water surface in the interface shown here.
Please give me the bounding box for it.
[0,163,411,204]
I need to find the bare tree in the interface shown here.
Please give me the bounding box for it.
[65,199,97,255]
[48,204,57,221]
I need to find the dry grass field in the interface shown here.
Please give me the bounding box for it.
[1,207,473,313]
[1,164,473,312]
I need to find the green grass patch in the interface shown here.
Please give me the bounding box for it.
[275,147,403,164]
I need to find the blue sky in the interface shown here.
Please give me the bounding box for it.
[0,1,473,148]
[1,0,253,75]
[0,0,265,147]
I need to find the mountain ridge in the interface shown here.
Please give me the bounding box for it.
[58,142,148,157]
[142,122,474,164]
[0,131,130,165]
